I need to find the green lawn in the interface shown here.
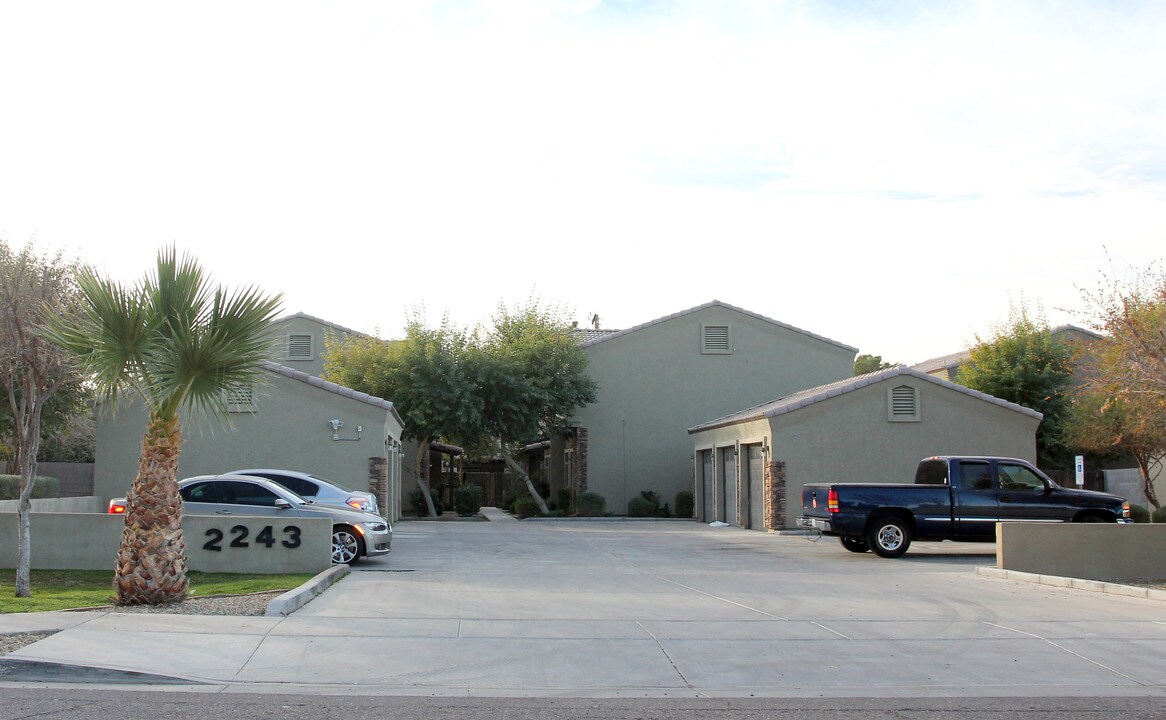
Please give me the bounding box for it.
[0,569,315,613]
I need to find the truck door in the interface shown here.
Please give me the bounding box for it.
[995,460,1064,523]
[953,460,998,538]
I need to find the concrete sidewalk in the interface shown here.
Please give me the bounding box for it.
[2,521,1165,696]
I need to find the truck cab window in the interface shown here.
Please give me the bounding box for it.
[960,462,992,490]
[998,464,1046,492]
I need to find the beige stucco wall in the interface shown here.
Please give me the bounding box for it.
[690,376,1041,529]
[576,304,855,515]
[0,512,332,573]
[998,523,1166,581]
[95,370,403,519]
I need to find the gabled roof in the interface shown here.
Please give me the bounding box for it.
[262,361,404,427]
[573,327,621,343]
[272,312,371,339]
[912,351,967,374]
[912,324,1105,373]
[581,299,858,353]
[688,365,1043,434]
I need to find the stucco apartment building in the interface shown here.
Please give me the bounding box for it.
[527,301,859,515]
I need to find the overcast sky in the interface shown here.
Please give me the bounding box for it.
[2,1,1163,364]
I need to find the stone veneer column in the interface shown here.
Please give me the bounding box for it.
[764,460,786,531]
[575,428,589,494]
[369,456,388,517]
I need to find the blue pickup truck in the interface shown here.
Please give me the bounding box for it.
[798,456,1131,558]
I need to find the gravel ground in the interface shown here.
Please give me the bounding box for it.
[0,591,282,657]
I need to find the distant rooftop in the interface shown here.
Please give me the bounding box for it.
[689,365,1043,434]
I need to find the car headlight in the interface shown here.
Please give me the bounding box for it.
[363,522,388,533]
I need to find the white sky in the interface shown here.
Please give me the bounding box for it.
[2,1,1163,365]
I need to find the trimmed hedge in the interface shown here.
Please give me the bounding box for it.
[1129,503,1151,523]
[576,491,606,517]
[513,496,542,519]
[408,488,444,516]
[453,484,483,517]
[627,496,655,517]
[0,475,60,500]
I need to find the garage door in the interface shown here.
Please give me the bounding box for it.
[701,450,714,522]
[721,447,737,526]
[747,444,764,530]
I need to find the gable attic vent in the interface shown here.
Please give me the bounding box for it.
[701,324,732,354]
[287,334,314,361]
[888,384,920,422]
[226,386,256,413]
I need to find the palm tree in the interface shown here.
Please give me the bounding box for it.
[45,247,282,605]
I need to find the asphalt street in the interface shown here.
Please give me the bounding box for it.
[1,516,1164,699]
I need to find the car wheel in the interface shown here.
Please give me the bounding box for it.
[840,537,869,553]
[332,526,364,565]
[866,516,911,558]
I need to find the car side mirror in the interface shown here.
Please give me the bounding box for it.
[274,498,292,509]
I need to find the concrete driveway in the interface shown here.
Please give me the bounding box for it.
[4,518,1166,696]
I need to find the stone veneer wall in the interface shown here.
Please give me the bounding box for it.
[764,460,786,530]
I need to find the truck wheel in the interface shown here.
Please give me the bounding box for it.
[867,516,911,558]
[840,537,869,553]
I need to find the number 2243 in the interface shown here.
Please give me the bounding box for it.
[203,525,302,551]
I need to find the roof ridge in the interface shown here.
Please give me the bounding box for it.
[688,365,1042,433]
[581,299,858,352]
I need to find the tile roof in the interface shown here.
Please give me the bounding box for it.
[573,328,621,343]
[687,365,1043,434]
[580,299,858,352]
[262,361,404,427]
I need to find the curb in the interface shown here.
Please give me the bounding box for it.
[0,658,204,685]
[265,564,350,617]
[976,566,1166,601]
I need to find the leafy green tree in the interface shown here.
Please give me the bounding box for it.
[854,354,894,375]
[326,300,598,517]
[45,248,281,605]
[324,312,481,517]
[1069,263,1166,507]
[472,300,598,515]
[957,305,1075,470]
[0,240,83,598]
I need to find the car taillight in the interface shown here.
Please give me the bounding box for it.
[347,499,367,511]
[828,488,839,513]
[1123,502,1130,519]
[108,501,126,514]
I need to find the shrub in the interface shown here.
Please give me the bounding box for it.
[675,491,694,519]
[629,489,670,518]
[0,475,60,500]
[453,484,483,517]
[408,488,443,517]
[1129,503,1150,523]
[576,491,606,517]
[1153,505,1166,525]
[627,496,655,517]
[513,496,542,519]
[556,488,572,514]
[501,489,521,513]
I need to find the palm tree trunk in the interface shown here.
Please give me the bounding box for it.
[113,414,189,605]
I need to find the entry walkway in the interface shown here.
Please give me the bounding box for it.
[2,521,1165,696]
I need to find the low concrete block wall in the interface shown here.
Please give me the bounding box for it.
[0,496,105,513]
[1,513,332,574]
[997,523,1166,581]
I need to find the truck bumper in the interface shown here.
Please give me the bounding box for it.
[799,516,834,533]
